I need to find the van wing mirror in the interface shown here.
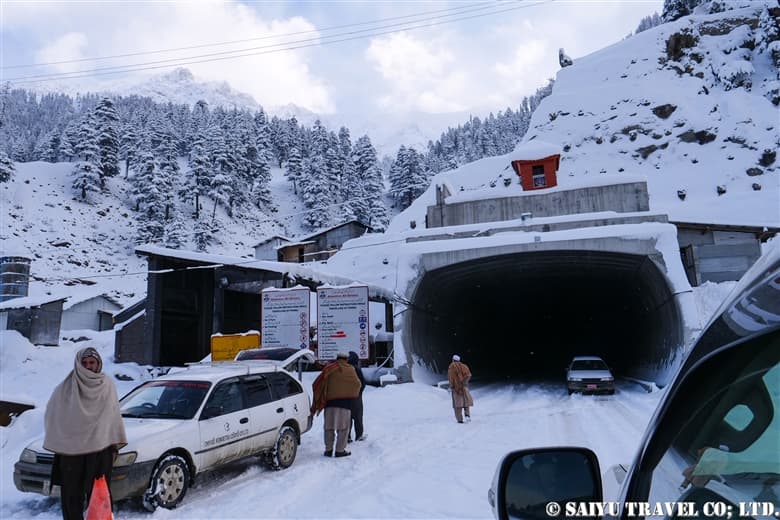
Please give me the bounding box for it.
[489,447,603,520]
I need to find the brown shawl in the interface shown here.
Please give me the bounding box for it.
[310,359,360,415]
[43,348,127,455]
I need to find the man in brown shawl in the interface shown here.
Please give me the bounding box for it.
[44,347,127,520]
[448,354,474,423]
[310,351,361,458]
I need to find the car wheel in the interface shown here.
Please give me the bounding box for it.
[265,426,298,470]
[143,454,190,511]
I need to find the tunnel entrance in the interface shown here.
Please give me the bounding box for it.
[407,250,683,382]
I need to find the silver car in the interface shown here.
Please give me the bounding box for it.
[565,355,615,394]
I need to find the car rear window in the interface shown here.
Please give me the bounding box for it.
[266,372,303,399]
[236,348,298,361]
[571,360,608,371]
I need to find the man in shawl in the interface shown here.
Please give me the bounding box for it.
[44,347,127,520]
[310,352,361,457]
[448,354,474,423]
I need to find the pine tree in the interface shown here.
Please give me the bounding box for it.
[119,122,140,178]
[285,146,303,194]
[183,133,211,219]
[301,154,332,229]
[0,151,15,183]
[163,205,186,249]
[193,216,214,251]
[93,97,120,185]
[132,150,165,244]
[71,140,101,200]
[352,135,388,229]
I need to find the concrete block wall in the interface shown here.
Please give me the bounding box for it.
[426,181,650,228]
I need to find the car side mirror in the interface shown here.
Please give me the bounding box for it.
[489,447,603,520]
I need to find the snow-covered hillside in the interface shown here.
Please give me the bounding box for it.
[387,4,779,232]
[0,161,311,304]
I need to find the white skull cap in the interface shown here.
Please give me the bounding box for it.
[452,354,461,361]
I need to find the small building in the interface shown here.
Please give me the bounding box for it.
[510,140,561,191]
[61,293,122,331]
[276,220,373,263]
[674,221,778,285]
[252,235,291,261]
[126,245,394,367]
[0,295,66,346]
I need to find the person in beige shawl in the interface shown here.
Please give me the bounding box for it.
[44,347,127,520]
[448,354,474,423]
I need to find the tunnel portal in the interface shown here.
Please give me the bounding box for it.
[407,250,683,382]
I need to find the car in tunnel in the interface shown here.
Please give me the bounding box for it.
[565,356,615,394]
[487,243,780,520]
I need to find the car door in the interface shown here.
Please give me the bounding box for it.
[241,374,280,453]
[266,371,309,428]
[620,329,780,518]
[196,378,253,471]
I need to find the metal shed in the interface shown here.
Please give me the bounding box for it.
[0,295,66,346]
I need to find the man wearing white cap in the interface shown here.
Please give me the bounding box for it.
[448,354,474,423]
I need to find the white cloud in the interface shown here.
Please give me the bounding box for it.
[34,32,89,75]
[6,2,335,113]
[366,32,468,113]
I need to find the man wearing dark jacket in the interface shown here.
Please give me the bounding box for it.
[311,352,361,457]
[347,351,367,442]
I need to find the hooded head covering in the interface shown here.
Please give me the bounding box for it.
[452,354,461,362]
[43,348,127,455]
[80,347,102,372]
[348,351,359,365]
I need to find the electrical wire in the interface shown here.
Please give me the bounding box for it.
[2,2,499,70]
[6,1,550,85]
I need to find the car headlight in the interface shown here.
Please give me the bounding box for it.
[20,448,38,464]
[113,451,137,467]
[601,377,614,382]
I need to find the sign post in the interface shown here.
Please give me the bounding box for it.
[261,286,311,350]
[316,285,369,360]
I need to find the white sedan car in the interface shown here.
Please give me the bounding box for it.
[14,349,315,511]
[565,355,615,394]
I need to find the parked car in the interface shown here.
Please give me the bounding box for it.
[235,347,317,372]
[565,356,615,395]
[14,348,315,511]
[488,243,780,520]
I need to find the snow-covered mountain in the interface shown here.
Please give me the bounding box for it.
[111,67,261,111]
[388,3,780,232]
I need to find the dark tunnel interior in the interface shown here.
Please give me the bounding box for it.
[406,250,683,382]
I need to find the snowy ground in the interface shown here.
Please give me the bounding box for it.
[0,281,737,520]
[0,356,660,519]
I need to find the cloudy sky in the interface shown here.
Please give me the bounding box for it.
[1,1,662,118]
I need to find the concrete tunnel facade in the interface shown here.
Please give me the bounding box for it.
[399,233,699,387]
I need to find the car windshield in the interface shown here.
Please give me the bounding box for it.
[120,380,211,419]
[235,348,298,361]
[571,360,608,371]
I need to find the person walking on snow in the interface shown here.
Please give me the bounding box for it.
[311,351,362,457]
[448,354,474,423]
[44,347,127,520]
[347,351,367,442]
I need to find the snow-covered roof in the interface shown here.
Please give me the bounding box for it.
[135,245,395,301]
[511,139,561,161]
[252,235,291,248]
[277,240,316,249]
[299,219,372,241]
[62,292,122,311]
[0,295,67,311]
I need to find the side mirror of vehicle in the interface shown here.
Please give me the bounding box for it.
[488,447,603,520]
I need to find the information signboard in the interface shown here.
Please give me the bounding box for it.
[316,285,369,360]
[261,287,310,350]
